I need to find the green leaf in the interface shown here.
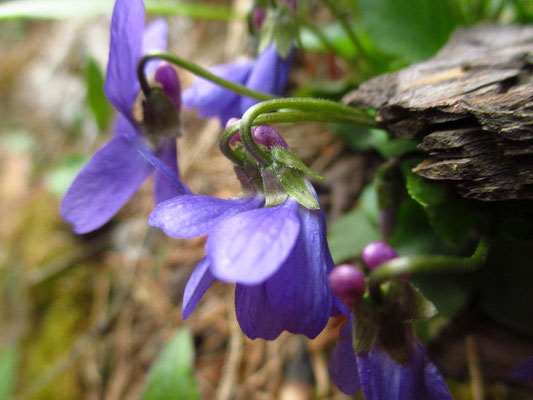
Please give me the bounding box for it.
[404,168,479,246]
[0,0,237,21]
[84,57,112,132]
[328,207,380,263]
[334,125,418,158]
[45,154,89,198]
[0,346,18,400]
[270,147,325,180]
[273,166,319,210]
[141,328,200,400]
[356,0,460,61]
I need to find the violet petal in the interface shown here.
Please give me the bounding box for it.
[183,257,215,319]
[265,206,333,338]
[328,320,361,395]
[182,61,253,124]
[207,199,300,284]
[154,138,183,203]
[235,283,284,340]
[104,0,145,119]
[149,195,263,238]
[357,332,451,400]
[239,43,293,114]
[61,134,152,234]
[142,18,168,77]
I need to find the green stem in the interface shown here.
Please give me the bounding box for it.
[219,109,377,163]
[138,52,277,102]
[369,236,490,302]
[319,0,370,62]
[239,97,377,165]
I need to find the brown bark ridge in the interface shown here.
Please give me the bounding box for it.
[344,24,533,201]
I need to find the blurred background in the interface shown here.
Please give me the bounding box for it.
[1,0,533,399]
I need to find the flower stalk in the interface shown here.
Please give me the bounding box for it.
[138,52,277,103]
[368,236,490,302]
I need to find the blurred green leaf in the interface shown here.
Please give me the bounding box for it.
[328,206,380,263]
[84,57,112,132]
[45,154,89,198]
[0,346,18,400]
[0,0,237,21]
[404,166,479,246]
[0,130,34,154]
[356,0,460,61]
[141,328,200,400]
[334,126,418,158]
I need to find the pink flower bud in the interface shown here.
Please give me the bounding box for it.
[329,264,366,308]
[155,64,181,110]
[361,241,398,270]
[252,7,266,30]
[252,125,289,149]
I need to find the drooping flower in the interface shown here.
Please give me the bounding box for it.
[182,43,293,126]
[327,244,452,399]
[149,125,334,340]
[61,0,188,234]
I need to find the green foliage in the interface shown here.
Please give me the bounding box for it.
[0,0,237,20]
[403,161,479,247]
[270,166,319,210]
[334,125,418,158]
[0,346,18,400]
[84,57,112,132]
[45,154,89,198]
[328,184,381,263]
[355,0,460,61]
[141,328,201,400]
[270,147,325,181]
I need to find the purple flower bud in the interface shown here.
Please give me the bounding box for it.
[252,125,289,149]
[329,264,366,308]
[361,241,398,270]
[252,7,266,30]
[227,118,242,147]
[155,63,181,110]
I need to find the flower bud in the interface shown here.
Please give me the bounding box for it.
[329,264,366,308]
[253,125,289,149]
[228,124,290,150]
[361,241,398,270]
[252,7,266,30]
[155,64,181,110]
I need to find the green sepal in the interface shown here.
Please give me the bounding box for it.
[267,164,320,210]
[377,319,410,365]
[261,168,289,207]
[352,299,380,354]
[271,147,325,181]
[142,87,181,147]
[382,280,437,323]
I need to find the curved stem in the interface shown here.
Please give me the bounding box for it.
[219,109,377,163]
[239,97,377,165]
[368,236,490,302]
[319,0,370,62]
[138,53,277,102]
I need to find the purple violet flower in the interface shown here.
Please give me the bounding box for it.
[328,248,452,399]
[61,0,189,234]
[149,175,334,340]
[329,314,452,399]
[182,43,293,126]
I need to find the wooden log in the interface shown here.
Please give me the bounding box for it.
[344,24,533,201]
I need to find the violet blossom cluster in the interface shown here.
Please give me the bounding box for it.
[60,0,454,398]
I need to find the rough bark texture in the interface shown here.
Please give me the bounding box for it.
[344,24,533,201]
